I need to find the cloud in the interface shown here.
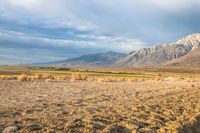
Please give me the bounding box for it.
[145,0,200,12]
[0,29,144,51]
[0,0,199,64]
[77,34,146,51]
[0,29,145,64]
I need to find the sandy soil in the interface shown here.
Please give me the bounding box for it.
[0,80,200,133]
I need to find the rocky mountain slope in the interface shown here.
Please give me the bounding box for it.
[163,47,200,67]
[176,33,200,45]
[52,51,125,67]
[114,33,200,67]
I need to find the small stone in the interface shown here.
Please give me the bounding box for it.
[3,126,18,133]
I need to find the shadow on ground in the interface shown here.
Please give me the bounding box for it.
[179,117,200,133]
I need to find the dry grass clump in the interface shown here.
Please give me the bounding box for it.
[42,73,54,80]
[127,78,138,82]
[30,73,55,81]
[117,77,126,82]
[34,73,43,79]
[58,75,70,80]
[17,74,28,81]
[0,75,18,80]
[71,73,87,81]
[86,77,96,81]
[81,75,88,80]
[0,75,9,80]
[154,76,163,81]
[17,73,55,82]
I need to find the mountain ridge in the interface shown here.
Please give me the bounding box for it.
[47,33,200,68]
[51,51,126,67]
[114,33,200,67]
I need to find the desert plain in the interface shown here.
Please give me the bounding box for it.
[0,67,200,133]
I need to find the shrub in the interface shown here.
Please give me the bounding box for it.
[0,75,8,80]
[0,75,18,80]
[58,75,70,80]
[81,75,88,80]
[17,74,28,81]
[42,73,54,79]
[154,76,162,81]
[31,73,55,80]
[34,73,43,79]
[71,73,87,80]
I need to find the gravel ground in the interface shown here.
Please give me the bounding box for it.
[0,80,200,133]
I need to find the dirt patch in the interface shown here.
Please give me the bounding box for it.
[0,80,200,132]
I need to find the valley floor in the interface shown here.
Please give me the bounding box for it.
[0,80,200,133]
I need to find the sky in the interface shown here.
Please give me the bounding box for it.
[0,0,200,65]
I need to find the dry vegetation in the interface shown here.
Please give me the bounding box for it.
[17,74,28,81]
[71,73,88,81]
[0,67,200,132]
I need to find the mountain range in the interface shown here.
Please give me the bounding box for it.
[49,33,200,68]
[51,51,126,67]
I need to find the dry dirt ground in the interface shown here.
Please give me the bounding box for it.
[0,80,200,133]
